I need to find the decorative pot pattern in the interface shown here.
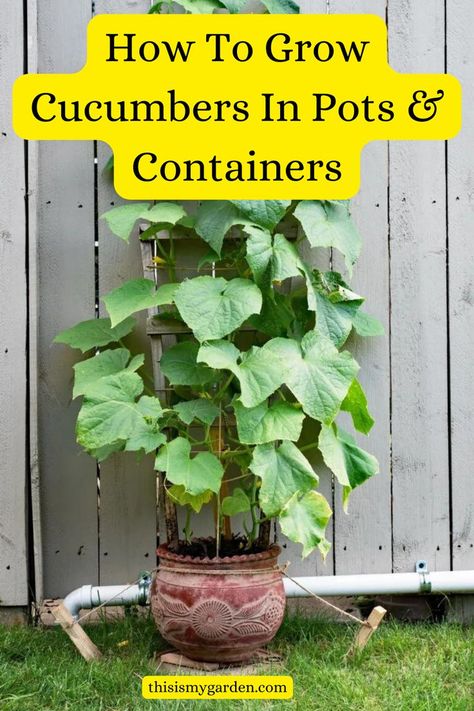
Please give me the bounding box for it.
[151,543,286,662]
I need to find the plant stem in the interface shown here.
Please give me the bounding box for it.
[213,373,234,402]
[215,492,220,558]
[183,507,192,543]
[299,442,319,453]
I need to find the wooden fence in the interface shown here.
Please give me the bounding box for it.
[1,0,473,606]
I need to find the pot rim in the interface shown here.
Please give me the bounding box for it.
[157,540,281,566]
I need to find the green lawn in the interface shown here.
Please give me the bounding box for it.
[0,613,473,710]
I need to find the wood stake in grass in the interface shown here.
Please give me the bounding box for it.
[52,603,102,662]
[349,605,387,656]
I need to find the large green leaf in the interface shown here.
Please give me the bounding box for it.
[103,279,179,327]
[280,491,331,559]
[194,201,244,255]
[200,333,357,421]
[310,271,364,347]
[168,485,213,513]
[198,340,284,407]
[77,372,164,455]
[54,317,135,353]
[155,437,224,495]
[101,202,186,242]
[266,332,359,424]
[341,379,374,435]
[294,200,361,273]
[160,341,216,386]
[144,202,186,225]
[234,399,305,444]
[245,227,301,285]
[250,441,317,517]
[230,201,290,230]
[73,348,144,398]
[173,399,220,426]
[101,203,149,241]
[221,487,251,516]
[319,424,379,509]
[174,276,262,342]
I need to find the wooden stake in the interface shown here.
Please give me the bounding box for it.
[52,603,102,662]
[348,605,387,656]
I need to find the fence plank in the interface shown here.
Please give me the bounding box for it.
[326,0,392,575]
[447,1,474,569]
[0,2,28,606]
[93,0,158,586]
[388,0,450,572]
[37,0,99,597]
[280,0,335,578]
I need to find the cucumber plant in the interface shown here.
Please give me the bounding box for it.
[56,198,383,558]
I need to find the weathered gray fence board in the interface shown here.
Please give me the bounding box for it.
[37,0,99,597]
[93,0,158,586]
[0,2,28,606]
[329,0,392,575]
[388,0,451,572]
[447,0,474,570]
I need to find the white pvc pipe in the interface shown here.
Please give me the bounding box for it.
[283,570,474,597]
[64,584,145,621]
[62,570,474,621]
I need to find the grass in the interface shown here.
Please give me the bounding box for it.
[0,613,473,710]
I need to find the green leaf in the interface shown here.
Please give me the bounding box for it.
[230,200,290,230]
[219,0,246,11]
[250,441,317,517]
[197,339,240,372]
[248,290,294,337]
[168,485,213,513]
[294,200,361,273]
[143,202,186,225]
[234,400,305,444]
[77,372,164,455]
[103,279,179,327]
[266,332,359,424]
[195,201,244,255]
[352,310,385,337]
[155,437,224,495]
[174,276,262,342]
[54,317,135,353]
[221,487,251,516]
[310,271,364,347]
[173,0,224,11]
[245,227,301,285]
[341,379,374,434]
[319,424,379,510]
[198,340,284,407]
[173,399,220,426]
[73,348,144,398]
[160,341,216,386]
[280,491,331,559]
[101,203,150,241]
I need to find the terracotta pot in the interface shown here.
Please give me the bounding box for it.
[151,543,286,662]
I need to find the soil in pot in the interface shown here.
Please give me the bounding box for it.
[151,539,286,663]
